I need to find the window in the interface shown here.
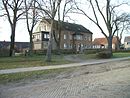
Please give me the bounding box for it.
[70,44,72,49]
[85,36,87,40]
[40,24,43,31]
[84,36,91,41]
[88,36,91,41]
[34,34,41,41]
[64,34,67,39]
[44,34,49,39]
[32,35,36,41]
[41,24,47,31]
[44,25,47,31]
[57,34,59,38]
[74,35,83,40]
[81,44,83,48]
[37,34,40,39]
[77,35,81,40]
[64,43,67,49]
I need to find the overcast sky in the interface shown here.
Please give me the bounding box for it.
[0,0,130,43]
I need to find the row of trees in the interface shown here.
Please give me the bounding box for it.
[0,0,130,61]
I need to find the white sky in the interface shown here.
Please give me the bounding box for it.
[0,0,130,43]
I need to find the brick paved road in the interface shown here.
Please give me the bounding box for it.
[1,66,130,98]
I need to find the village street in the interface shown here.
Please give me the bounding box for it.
[0,59,130,98]
[1,0,130,97]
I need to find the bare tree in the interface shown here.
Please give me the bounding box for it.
[37,0,62,61]
[53,0,74,53]
[114,13,130,50]
[75,0,128,55]
[2,0,25,56]
[62,0,75,21]
[24,0,39,55]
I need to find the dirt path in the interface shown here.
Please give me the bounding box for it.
[0,60,130,98]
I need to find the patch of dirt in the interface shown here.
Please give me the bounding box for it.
[64,55,86,62]
[55,60,130,79]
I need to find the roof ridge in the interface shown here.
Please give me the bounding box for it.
[43,19,93,34]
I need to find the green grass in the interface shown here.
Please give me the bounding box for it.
[77,54,97,59]
[0,55,72,70]
[78,52,130,59]
[0,52,130,85]
[0,68,68,84]
[113,52,130,58]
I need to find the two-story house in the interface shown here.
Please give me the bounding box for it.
[33,19,93,51]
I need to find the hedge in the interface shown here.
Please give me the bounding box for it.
[83,49,107,54]
[0,49,10,57]
[96,51,112,58]
[33,49,76,55]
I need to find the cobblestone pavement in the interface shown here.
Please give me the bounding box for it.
[1,64,130,98]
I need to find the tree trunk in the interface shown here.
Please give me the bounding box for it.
[116,36,120,51]
[46,19,54,62]
[53,29,61,54]
[9,26,15,57]
[57,40,61,54]
[29,32,33,56]
[56,22,62,54]
[107,36,113,56]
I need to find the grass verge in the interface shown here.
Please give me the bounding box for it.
[0,52,129,70]
[76,52,130,59]
[113,52,130,58]
[0,68,68,84]
[75,54,97,60]
[0,55,72,70]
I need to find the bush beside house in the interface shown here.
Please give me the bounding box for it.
[0,49,10,57]
[96,51,112,58]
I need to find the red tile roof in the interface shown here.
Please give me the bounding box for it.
[93,37,118,45]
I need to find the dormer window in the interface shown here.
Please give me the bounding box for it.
[44,25,47,31]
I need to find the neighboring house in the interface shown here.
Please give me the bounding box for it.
[0,41,29,52]
[33,19,93,51]
[124,36,130,50]
[93,37,118,50]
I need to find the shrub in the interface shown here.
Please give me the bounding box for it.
[60,49,75,54]
[33,49,76,55]
[113,49,130,53]
[33,50,47,55]
[84,49,107,54]
[0,48,10,57]
[96,51,112,58]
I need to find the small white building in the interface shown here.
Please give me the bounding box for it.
[124,36,130,50]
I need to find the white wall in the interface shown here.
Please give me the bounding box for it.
[124,42,130,50]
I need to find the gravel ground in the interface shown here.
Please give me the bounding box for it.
[0,60,130,98]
